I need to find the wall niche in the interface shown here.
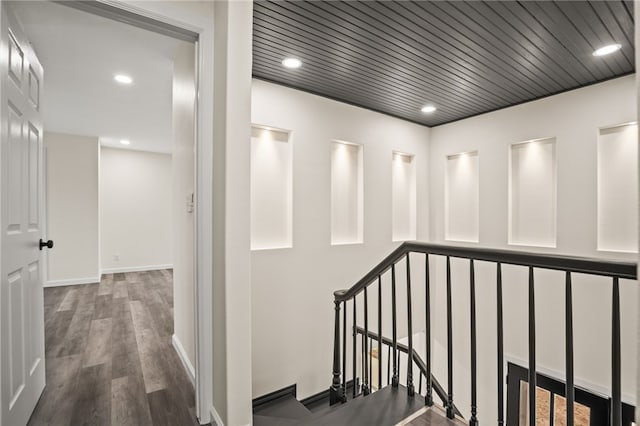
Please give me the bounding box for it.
[508,138,557,248]
[392,151,416,241]
[250,125,293,250]
[445,151,479,243]
[597,123,638,253]
[331,140,363,245]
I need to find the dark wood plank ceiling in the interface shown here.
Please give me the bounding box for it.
[252,1,635,127]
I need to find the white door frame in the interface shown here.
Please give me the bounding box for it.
[52,1,214,423]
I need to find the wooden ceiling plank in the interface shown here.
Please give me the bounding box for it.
[252,24,495,114]
[426,1,549,97]
[254,4,504,111]
[473,1,584,88]
[520,1,617,80]
[288,1,512,107]
[253,23,498,114]
[558,1,629,74]
[333,1,536,104]
[494,1,598,82]
[253,48,465,118]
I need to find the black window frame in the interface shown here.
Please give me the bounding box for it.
[506,362,634,425]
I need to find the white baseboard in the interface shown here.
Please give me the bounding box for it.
[45,276,101,287]
[209,405,224,426]
[172,334,195,385]
[100,264,173,274]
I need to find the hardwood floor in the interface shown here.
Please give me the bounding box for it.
[28,270,199,426]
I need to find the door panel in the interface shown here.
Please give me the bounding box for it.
[1,3,46,425]
[28,123,39,230]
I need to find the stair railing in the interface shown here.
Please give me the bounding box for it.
[329,242,636,425]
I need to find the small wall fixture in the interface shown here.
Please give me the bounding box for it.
[114,74,133,84]
[593,44,622,57]
[120,139,130,145]
[282,57,302,69]
[421,105,436,114]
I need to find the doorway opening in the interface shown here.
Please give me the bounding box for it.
[2,1,202,424]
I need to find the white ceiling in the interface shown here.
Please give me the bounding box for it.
[12,1,189,154]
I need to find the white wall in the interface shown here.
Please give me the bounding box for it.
[100,147,172,272]
[212,2,254,425]
[172,41,196,374]
[429,75,637,423]
[251,79,431,399]
[45,132,99,285]
[636,5,640,420]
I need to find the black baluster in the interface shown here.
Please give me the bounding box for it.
[353,297,357,398]
[406,252,415,396]
[497,263,504,425]
[469,259,478,426]
[369,337,373,393]
[392,263,399,387]
[425,254,433,406]
[419,372,423,395]
[363,287,370,395]
[528,266,536,426]
[378,275,382,392]
[566,272,574,426]
[342,299,347,401]
[387,345,391,386]
[446,256,454,419]
[330,294,345,405]
[612,277,621,426]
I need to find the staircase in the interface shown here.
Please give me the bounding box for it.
[253,384,465,426]
[255,242,637,425]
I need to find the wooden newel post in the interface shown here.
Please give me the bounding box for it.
[330,291,347,405]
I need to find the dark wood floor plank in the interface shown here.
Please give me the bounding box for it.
[111,376,154,426]
[130,300,154,332]
[54,302,95,358]
[147,389,196,426]
[83,318,113,367]
[138,340,169,393]
[44,310,74,359]
[70,363,112,426]
[44,286,68,309]
[28,355,82,426]
[97,275,113,296]
[94,294,114,320]
[57,288,80,312]
[113,281,129,299]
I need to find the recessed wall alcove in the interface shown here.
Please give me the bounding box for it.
[331,140,363,245]
[250,125,293,250]
[597,122,638,253]
[508,138,557,248]
[392,151,416,242]
[445,151,479,243]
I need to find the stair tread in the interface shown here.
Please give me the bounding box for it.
[299,385,424,426]
[398,404,468,426]
[253,414,301,426]
[253,394,312,420]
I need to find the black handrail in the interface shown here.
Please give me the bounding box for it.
[334,242,636,302]
[354,326,463,418]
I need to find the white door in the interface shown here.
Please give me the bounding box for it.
[0,2,46,425]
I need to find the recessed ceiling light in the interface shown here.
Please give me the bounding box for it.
[593,44,622,57]
[421,105,437,114]
[114,74,133,84]
[282,57,302,69]
[120,139,130,145]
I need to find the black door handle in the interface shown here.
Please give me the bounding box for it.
[39,239,53,250]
